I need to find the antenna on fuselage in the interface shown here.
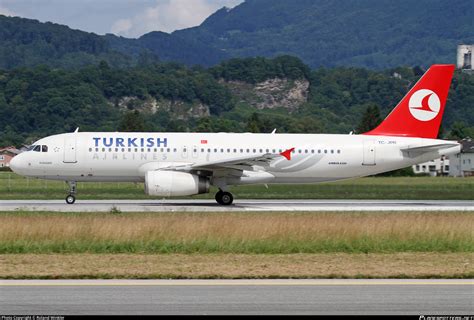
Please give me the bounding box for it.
[74,127,79,133]
[271,129,277,134]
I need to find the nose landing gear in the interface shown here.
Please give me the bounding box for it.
[65,181,77,204]
[215,190,233,206]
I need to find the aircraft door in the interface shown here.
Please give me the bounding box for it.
[182,146,188,159]
[63,137,77,163]
[362,140,376,166]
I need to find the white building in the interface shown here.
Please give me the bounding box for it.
[412,156,450,176]
[457,45,473,71]
[449,139,474,177]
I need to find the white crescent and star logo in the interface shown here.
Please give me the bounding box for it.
[408,89,441,122]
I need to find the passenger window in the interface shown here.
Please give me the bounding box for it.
[33,145,41,152]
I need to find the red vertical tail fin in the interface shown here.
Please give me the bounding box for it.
[364,64,455,139]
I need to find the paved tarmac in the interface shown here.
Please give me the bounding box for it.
[0,199,473,212]
[0,279,472,315]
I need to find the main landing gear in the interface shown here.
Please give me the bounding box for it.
[65,181,77,204]
[215,190,233,206]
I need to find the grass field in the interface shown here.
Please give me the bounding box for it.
[1,211,472,254]
[1,253,472,279]
[0,172,473,200]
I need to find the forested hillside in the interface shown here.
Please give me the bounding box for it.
[1,0,472,69]
[0,15,137,69]
[174,0,473,68]
[1,56,473,146]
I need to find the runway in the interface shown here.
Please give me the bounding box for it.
[0,199,473,212]
[1,279,472,315]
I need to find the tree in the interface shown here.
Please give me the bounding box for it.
[118,110,145,132]
[357,104,382,133]
[448,122,474,140]
[246,113,262,133]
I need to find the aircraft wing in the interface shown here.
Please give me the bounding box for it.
[155,148,294,173]
[191,153,282,171]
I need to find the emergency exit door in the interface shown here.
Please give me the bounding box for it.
[63,137,77,163]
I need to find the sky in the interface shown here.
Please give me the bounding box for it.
[0,0,244,38]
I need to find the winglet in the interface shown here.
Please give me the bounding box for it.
[280,148,295,160]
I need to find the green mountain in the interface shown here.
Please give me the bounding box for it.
[1,0,472,69]
[0,15,134,69]
[173,0,473,68]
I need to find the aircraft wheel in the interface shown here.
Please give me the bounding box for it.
[215,191,224,205]
[66,194,76,205]
[216,191,233,206]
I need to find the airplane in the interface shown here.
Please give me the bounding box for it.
[10,64,461,205]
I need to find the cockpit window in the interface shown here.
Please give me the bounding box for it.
[33,145,41,152]
[41,145,48,152]
[26,145,35,151]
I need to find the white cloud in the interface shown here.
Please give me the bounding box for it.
[0,5,16,17]
[110,0,242,38]
[111,18,133,36]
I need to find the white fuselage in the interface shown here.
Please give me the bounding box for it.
[11,132,461,185]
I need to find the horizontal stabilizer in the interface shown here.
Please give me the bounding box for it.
[401,142,460,153]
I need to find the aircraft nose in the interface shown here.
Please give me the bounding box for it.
[9,153,26,175]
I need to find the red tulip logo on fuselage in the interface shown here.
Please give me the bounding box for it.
[408,89,441,122]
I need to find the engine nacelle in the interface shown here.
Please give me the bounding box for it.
[145,171,209,197]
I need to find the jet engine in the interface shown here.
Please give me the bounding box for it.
[145,171,209,197]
